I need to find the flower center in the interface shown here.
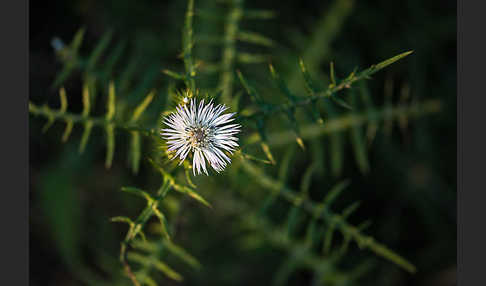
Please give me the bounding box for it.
[189,127,208,148]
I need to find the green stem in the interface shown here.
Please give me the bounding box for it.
[243,99,442,146]
[29,102,155,137]
[239,159,417,273]
[219,0,243,104]
[183,0,196,92]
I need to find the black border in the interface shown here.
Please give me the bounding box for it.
[458,1,486,286]
[1,0,28,285]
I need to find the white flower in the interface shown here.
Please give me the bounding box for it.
[161,98,241,175]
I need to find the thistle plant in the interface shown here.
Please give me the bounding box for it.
[29,0,449,285]
[162,95,241,175]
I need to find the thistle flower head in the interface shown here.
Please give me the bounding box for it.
[161,97,241,175]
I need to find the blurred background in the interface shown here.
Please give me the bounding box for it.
[30,0,456,285]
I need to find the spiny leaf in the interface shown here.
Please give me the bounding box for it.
[61,120,74,142]
[323,180,351,206]
[82,84,90,117]
[369,50,414,75]
[105,124,115,169]
[269,64,297,102]
[164,240,202,270]
[237,31,274,47]
[172,184,212,208]
[79,121,93,154]
[358,81,378,145]
[87,29,113,71]
[104,39,127,75]
[41,110,55,133]
[152,260,183,281]
[243,9,276,19]
[237,70,263,104]
[323,220,336,254]
[239,159,417,273]
[131,91,155,123]
[237,52,268,64]
[130,131,142,174]
[330,61,337,87]
[260,142,276,165]
[278,145,297,182]
[237,150,273,165]
[111,216,135,226]
[331,96,353,110]
[127,253,183,282]
[322,100,344,177]
[300,164,315,196]
[121,187,154,203]
[298,58,320,94]
[104,81,116,169]
[59,87,68,113]
[106,81,116,120]
[140,276,157,286]
[152,208,171,240]
[349,89,370,173]
[52,27,85,88]
[342,201,361,218]
[286,207,302,237]
[162,69,185,80]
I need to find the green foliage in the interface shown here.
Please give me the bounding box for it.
[29,0,451,285]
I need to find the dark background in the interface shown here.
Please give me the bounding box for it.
[29,0,456,285]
